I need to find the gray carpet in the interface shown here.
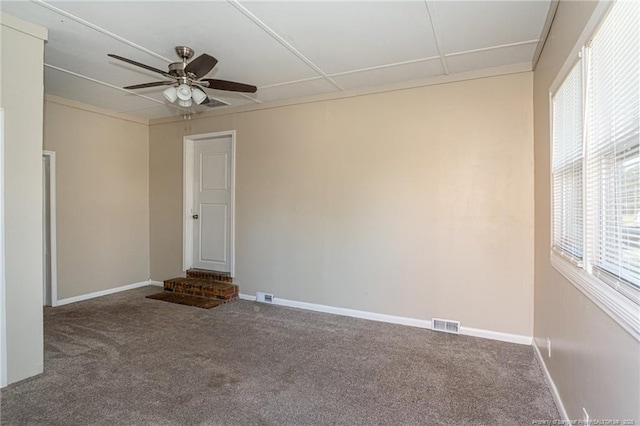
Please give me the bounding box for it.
[0,286,559,425]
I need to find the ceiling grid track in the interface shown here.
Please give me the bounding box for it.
[228,0,344,91]
[44,64,190,114]
[259,76,324,90]
[423,1,449,75]
[330,55,442,78]
[31,0,173,63]
[445,39,540,58]
[259,42,535,91]
[238,93,262,104]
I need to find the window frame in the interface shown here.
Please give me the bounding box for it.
[551,58,585,266]
[548,1,640,342]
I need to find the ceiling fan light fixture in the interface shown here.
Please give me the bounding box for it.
[176,84,192,101]
[109,47,257,111]
[191,88,207,105]
[163,86,177,103]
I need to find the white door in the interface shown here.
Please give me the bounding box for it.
[192,135,233,272]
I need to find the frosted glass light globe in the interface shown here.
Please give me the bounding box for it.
[191,88,207,105]
[176,84,192,101]
[162,86,177,103]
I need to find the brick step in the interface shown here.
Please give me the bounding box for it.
[164,277,238,301]
[146,292,224,309]
[186,268,233,283]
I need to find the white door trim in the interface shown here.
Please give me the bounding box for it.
[42,150,58,307]
[183,130,236,276]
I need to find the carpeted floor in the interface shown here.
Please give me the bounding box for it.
[0,286,559,425]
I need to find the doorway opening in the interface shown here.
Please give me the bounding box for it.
[42,151,57,307]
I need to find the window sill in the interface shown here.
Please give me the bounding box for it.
[550,253,640,342]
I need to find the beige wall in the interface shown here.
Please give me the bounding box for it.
[150,72,535,337]
[44,98,150,300]
[533,0,640,422]
[0,14,46,385]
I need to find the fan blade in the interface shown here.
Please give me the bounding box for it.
[123,81,175,90]
[184,54,218,79]
[201,79,257,93]
[108,54,173,78]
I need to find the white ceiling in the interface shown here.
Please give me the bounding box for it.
[1,1,551,120]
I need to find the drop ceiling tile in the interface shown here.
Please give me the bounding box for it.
[445,44,536,74]
[256,79,338,103]
[45,67,166,113]
[27,1,318,87]
[431,1,549,54]
[241,1,439,74]
[332,59,444,91]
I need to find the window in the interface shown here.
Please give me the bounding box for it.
[551,0,640,338]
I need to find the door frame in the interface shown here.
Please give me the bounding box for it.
[182,130,236,276]
[42,150,58,307]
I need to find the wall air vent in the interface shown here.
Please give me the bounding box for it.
[256,292,274,303]
[432,318,460,334]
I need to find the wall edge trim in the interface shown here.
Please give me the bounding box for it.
[0,13,48,40]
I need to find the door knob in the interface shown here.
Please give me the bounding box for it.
[192,214,199,219]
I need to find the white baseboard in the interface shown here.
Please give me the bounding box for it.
[148,280,164,287]
[459,326,532,345]
[238,293,532,345]
[533,342,569,421]
[56,280,161,306]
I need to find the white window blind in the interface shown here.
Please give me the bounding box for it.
[585,0,640,297]
[552,62,584,262]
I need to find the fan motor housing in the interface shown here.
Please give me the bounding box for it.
[168,62,186,77]
[169,62,198,81]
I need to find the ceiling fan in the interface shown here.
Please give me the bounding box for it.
[108,46,257,108]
